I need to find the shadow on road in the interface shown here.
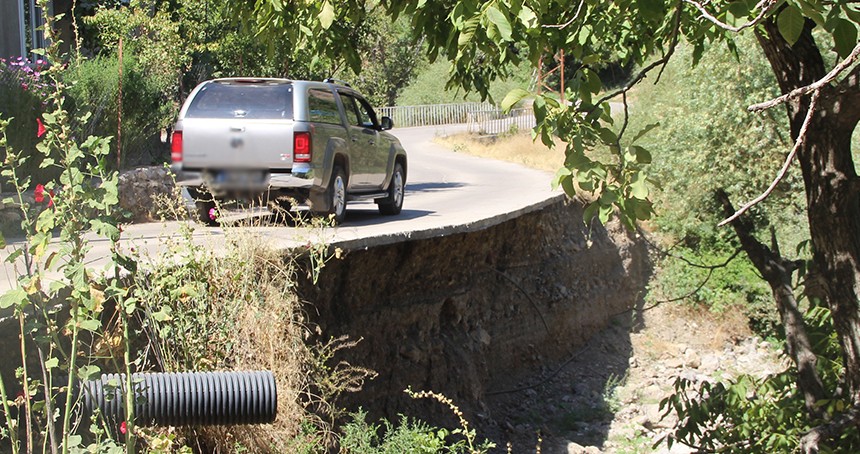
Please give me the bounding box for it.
[405,182,467,193]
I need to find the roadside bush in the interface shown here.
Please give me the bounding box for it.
[0,56,61,187]
[662,305,859,453]
[340,410,448,453]
[632,35,805,338]
[66,54,174,168]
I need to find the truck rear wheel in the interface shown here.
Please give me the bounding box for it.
[378,162,404,215]
[189,188,218,226]
[313,165,347,225]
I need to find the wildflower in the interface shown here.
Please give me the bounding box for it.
[208,207,217,220]
[34,184,45,203]
[36,118,46,138]
[21,83,28,90]
[119,421,127,435]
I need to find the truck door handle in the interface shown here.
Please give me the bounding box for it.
[230,126,245,132]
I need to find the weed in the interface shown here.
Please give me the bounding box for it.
[405,388,497,453]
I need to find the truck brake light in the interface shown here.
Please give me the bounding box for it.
[171,131,183,163]
[294,131,311,163]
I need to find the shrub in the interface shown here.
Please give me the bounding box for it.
[633,35,805,338]
[66,54,175,169]
[0,56,61,186]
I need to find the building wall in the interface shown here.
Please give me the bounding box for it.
[0,1,24,59]
[0,1,73,60]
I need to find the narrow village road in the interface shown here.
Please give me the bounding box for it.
[0,124,562,295]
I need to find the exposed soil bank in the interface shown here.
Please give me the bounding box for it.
[299,198,651,438]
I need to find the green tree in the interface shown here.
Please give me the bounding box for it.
[232,1,859,452]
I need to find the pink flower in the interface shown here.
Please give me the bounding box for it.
[119,421,127,435]
[36,118,46,138]
[208,207,217,220]
[21,83,28,90]
[34,184,45,203]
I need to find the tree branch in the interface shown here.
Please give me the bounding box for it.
[748,41,860,113]
[584,1,684,113]
[718,89,820,227]
[717,189,827,417]
[683,0,778,33]
[799,404,860,454]
[542,0,586,29]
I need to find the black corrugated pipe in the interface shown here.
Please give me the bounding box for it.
[80,371,277,427]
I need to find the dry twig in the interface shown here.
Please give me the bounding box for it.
[719,89,821,226]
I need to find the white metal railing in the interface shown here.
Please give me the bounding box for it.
[465,107,535,135]
[376,102,493,128]
[376,103,535,135]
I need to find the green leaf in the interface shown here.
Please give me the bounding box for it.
[560,173,575,196]
[518,6,537,28]
[631,122,660,144]
[44,357,59,370]
[598,127,618,145]
[501,88,531,112]
[583,70,602,95]
[777,5,805,46]
[727,1,750,21]
[633,145,652,164]
[77,365,101,381]
[486,6,512,41]
[833,19,858,58]
[319,1,335,30]
[630,175,649,199]
[78,319,101,332]
[598,204,613,224]
[66,435,82,448]
[582,202,599,223]
[0,287,27,309]
[150,307,172,322]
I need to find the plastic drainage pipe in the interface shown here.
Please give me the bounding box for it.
[80,371,277,427]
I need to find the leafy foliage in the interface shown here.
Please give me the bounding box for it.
[661,305,860,453]
[66,54,176,168]
[340,410,449,453]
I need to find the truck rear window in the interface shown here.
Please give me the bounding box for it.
[186,82,294,119]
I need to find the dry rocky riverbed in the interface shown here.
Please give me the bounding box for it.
[480,301,784,453]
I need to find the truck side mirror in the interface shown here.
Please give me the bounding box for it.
[380,116,394,131]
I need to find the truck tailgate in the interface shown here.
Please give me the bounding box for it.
[181,118,295,170]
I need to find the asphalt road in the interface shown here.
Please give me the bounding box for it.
[0,124,563,294]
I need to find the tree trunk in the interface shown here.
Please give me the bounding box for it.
[716,190,826,416]
[755,13,860,453]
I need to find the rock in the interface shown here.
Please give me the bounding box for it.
[664,357,684,369]
[477,327,491,346]
[567,441,602,453]
[684,349,701,369]
[629,355,639,368]
[641,403,679,430]
[699,353,720,374]
[118,166,177,223]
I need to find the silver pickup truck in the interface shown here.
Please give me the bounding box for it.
[170,78,407,225]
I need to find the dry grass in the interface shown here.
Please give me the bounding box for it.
[436,133,565,173]
[133,212,372,452]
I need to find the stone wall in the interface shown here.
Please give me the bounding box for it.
[299,198,651,428]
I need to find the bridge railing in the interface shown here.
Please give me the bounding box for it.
[465,107,535,135]
[376,103,536,134]
[376,102,493,128]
